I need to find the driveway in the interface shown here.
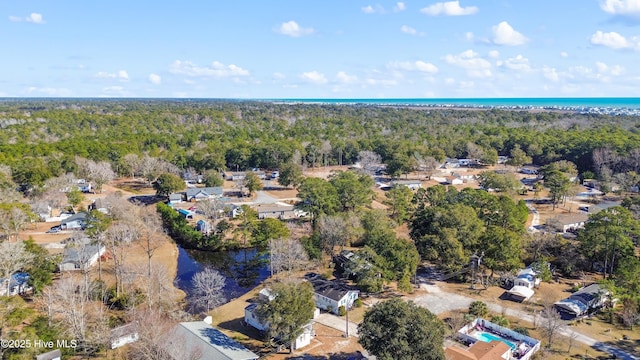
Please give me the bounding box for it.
[314,313,359,337]
[412,282,639,360]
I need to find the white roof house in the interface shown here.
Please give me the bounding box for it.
[170,320,259,360]
[391,180,423,190]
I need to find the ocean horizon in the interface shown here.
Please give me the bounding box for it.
[270,97,640,110]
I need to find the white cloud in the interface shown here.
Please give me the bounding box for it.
[388,60,439,73]
[362,5,375,13]
[600,0,640,16]
[560,51,569,58]
[336,71,358,84]
[400,25,424,36]
[589,30,639,49]
[26,13,44,24]
[394,2,406,12]
[492,21,528,46]
[595,61,624,75]
[169,60,250,77]
[362,4,385,14]
[420,1,478,16]
[24,87,71,96]
[148,73,161,85]
[272,72,286,80]
[542,67,560,82]
[465,32,475,41]
[118,70,129,80]
[95,70,129,81]
[500,54,531,72]
[9,13,45,24]
[301,71,328,84]
[488,50,500,58]
[443,50,492,78]
[275,21,314,37]
[364,78,398,86]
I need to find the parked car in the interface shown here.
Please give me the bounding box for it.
[46,226,61,233]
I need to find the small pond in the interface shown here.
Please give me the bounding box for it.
[174,246,271,303]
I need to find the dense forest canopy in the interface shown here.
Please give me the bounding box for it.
[1,99,640,186]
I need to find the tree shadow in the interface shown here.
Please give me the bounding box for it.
[594,338,640,358]
[216,317,265,342]
[285,351,366,360]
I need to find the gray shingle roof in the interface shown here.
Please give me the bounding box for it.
[173,321,259,360]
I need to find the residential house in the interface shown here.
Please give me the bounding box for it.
[244,288,317,350]
[229,204,244,218]
[520,167,538,175]
[36,350,62,360]
[110,323,139,349]
[88,199,110,214]
[0,272,32,296]
[60,212,88,230]
[77,179,93,193]
[455,318,541,360]
[497,156,509,164]
[304,273,359,314]
[169,319,259,360]
[444,176,464,185]
[506,268,541,302]
[224,171,247,181]
[196,220,213,235]
[186,187,223,202]
[391,180,423,190]
[169,193,184,203]
[453,172,476,181]
[252,170,266,180]
[254,203,296,219]
[58,243,106,271]
[446,340,512,360]
[443,158,461,169]
[554,283,609,317]
[546,213,589,233]
[183,171,204,184]
[334,250,376,280]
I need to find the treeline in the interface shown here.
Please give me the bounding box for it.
[2,100,640,187]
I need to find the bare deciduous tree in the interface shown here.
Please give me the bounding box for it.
[320,140,332,168]
[198,198,223,223]
[127,309,203,360]
[317,213,362,255]
[269,237,309,277]
[358,150,382,174]
[46,275,107,353]
[0,207,30,242]
[137,206,165,277]
[141,263,179,310]
[0,241,34,295]
[106,222,139,296]
[123,153,141,179]
[189,267,226,313]
[541,305,563,349]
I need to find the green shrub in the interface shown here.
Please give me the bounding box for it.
[354,298,363,308]
[468,301,489,318]
[338,305,347,316]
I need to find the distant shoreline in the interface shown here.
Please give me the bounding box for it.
[270,98,640,116]
[1,97,639,116]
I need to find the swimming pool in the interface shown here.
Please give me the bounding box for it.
[475,331,516,349]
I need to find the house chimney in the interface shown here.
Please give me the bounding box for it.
[203,315,212,325]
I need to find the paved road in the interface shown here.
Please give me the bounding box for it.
[412,281,640,360]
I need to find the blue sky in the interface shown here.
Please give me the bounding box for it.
[1,0,640,98]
